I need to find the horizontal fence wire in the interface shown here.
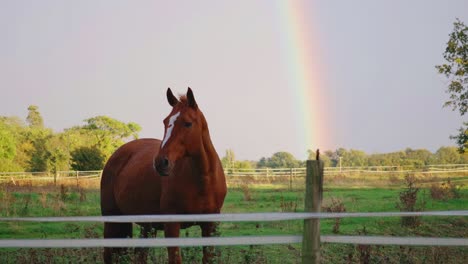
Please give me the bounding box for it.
[0,236,466,248]
[1,211,467,223]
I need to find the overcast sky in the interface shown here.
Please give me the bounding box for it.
[1,1,468,160]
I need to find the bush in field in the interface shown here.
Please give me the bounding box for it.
[387,174,401,185]
[322,197,346,233]
[70,146,105,171]
[279,195,298,212]
[430,178,463,200]
[396,174,426,228]
[240,184,252,201]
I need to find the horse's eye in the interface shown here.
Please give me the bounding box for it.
[184,122,192,128]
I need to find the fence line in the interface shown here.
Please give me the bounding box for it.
[0,170,102,183]
[1,211,467,249]
[0,236,466,249]
[1,211,467,223]
[0,170,101,176]
[2,165,468,181]
[1,161,467,263]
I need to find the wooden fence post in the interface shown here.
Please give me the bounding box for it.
[289,168,293,191]
[302,159,324,264]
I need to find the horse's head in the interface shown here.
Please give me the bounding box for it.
[154,87,205,176]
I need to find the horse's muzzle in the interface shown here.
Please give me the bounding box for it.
[154,156,171,176]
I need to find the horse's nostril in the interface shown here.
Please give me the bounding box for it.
[155,157,171,176]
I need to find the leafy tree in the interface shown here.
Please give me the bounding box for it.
[368,151,406,167]
[0,116,25,132]
[334,148,348,167]
[343,149,368,167]
[221,149,236,169]
[79,116,141,158]
[71,146,105,171]
[403,148,433,166]
[221,149,254,171]
[452,124,468,153]
[266,152,301,168]
[0,125,16,160]
[0,116,31,170]
[26,128,52,171]
[0,111,142,172]
[322,150,338,167]
[435,146,461,164]
[26,105,44,128]
[45,133,73,172]
[83,116,141,140]
[257,157,268,168]
[0,120,23,172]
[236,160,254,169]
[436,19,468,152]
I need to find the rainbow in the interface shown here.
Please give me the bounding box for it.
[276,1,329,158]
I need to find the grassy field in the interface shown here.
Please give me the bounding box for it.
[0,174,467,263]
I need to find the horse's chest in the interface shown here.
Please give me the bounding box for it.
[160,187,218,213]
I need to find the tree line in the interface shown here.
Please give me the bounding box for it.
[2,106,468,173]
[0,105,140,172]
[221,147,468,170]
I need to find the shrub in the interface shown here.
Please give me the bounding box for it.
[280,195,298,212]
[322,197,346,233]
[240,184,252,201]
[70,146,105,171]
[430,178,463,200]
[396,174,426,228]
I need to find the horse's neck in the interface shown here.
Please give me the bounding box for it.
[196,129,221,178]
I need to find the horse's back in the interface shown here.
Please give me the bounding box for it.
[101,138,162,216]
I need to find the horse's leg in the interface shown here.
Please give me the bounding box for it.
[103,222,133,264]
[164,222,182,264]
[201,222,219,264]
[135,224,156,264]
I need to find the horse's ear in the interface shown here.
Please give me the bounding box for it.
[187,87,198,109]
[167,88,179,107]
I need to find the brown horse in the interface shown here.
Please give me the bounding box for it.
[100,88,227,263]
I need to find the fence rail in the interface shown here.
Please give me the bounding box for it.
[1,211,467,223]
[0,170,102,184]
[0,212,467,248]
[0,236,466,248]
[2,164,468,180]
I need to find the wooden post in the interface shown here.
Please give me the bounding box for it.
[289,168,293,191]
[302,159,324,264]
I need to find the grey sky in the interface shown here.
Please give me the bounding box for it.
[1,1,467,160]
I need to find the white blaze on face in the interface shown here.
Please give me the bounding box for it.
[161,111,180,148]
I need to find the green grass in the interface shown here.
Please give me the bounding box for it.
[0,179,467,263]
